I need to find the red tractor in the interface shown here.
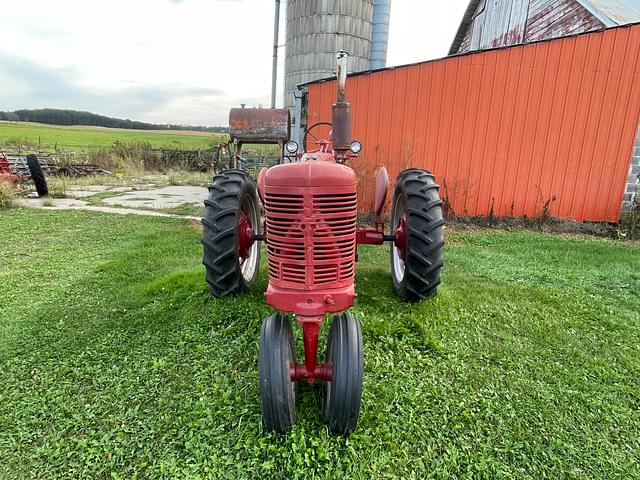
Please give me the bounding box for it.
[0,152,49,197]
[201,52,444,435]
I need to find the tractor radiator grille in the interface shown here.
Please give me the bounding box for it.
[265,190,357,287]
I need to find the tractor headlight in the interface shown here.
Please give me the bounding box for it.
[285,141,299,154]
[350,140,362,154]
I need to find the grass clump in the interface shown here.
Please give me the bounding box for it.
[167,170,212,186]
[45,175,68,198]
[156,202,204,217]
[0,180,15,208]
[619,198,640,240]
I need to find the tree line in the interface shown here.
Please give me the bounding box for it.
[0,108,228,133]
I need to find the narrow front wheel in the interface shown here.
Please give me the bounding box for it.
[323,312,363,435]
[259,313,297,434]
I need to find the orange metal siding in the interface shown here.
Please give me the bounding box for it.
[306,24,640,222]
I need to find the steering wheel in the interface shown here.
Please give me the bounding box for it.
[213,141,233,174]
[303,122,332,152]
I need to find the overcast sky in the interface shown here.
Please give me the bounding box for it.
[0,0,468,126]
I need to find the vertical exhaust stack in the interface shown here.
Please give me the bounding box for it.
[332,51,352,159]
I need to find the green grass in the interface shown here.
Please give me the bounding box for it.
[0,121,222,150]
[0,210,638,478]
[155,203,204,217]
[82,190,127,206]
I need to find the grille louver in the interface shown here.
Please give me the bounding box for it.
[265,190,356,287]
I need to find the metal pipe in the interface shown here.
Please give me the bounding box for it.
[332,51,352,155]
[370,0,391,70]
[336,50,348,103]
[271,0,281,108]
[293,87,304,148]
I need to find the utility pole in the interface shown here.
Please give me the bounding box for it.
[271,0,281,108]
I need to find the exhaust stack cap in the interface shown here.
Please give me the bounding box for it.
[336,51,349,103]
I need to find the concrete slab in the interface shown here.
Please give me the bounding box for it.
[101,186,208,209]
[66,189,107,198]
[15,197,200,220]
[18,197,89,208]
[16,184,206,221]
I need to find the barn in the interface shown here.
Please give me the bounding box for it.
[300,3,640,222]
[450,0,640,54]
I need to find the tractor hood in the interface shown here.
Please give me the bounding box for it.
[263,160,356,188]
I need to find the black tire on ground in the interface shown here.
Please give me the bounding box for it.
[26,154,48,197]
[323,312,363,435]
[390,168,444,301]
[259,313,297,434]
[201,170,260,298]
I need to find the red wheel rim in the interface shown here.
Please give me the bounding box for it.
[395,213,408,261]
[238,209,254,263]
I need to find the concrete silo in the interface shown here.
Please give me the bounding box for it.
[284,0,391,109]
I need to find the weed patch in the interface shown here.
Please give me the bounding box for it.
[0,180,15,208]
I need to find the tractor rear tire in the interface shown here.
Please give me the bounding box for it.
[323,312,363,435]
[201,170,260,298]
[259,313,297,434]
[27,154,48,197]
[390,168,444,301]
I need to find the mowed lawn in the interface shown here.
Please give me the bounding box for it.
[0,121,222,150]
[0,209,638,479]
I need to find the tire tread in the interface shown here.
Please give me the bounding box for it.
[391,168,445,301]
[201,170,259,298]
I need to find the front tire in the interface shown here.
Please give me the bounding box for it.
[27,154,48,197]
[323,312,363,435]
[201,170,260,298]
[259,313,297,434]
[390,168,444,301]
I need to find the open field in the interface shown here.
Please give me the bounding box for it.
[0,121,224,150]
[1,209,639,478]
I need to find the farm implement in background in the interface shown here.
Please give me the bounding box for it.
[0,152,49,197]
[201,52,445,435]
[54,164,111,176]
[213,109,290,175]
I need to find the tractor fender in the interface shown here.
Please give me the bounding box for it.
[374,166,389,224]
[257,167,267,203]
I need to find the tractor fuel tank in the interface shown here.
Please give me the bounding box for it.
[229,108,290,144]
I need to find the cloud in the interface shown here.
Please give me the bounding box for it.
[0,54,225,124]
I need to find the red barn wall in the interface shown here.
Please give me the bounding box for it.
[306,24,640,222]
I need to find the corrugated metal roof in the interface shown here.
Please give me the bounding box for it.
[450,0,640,54]
[579,0,640,25]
